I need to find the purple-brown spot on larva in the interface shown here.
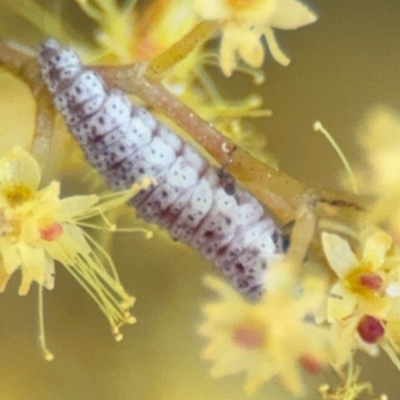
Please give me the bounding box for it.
[37,39,283,300]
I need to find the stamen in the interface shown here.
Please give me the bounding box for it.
[264,27,290,67]
[38,284,54,361]
[313,121,358,194]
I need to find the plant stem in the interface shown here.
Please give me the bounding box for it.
[93,62,367,223]
[0,41,54,169]
[0,40,368,223]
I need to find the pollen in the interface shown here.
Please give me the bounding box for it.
[344,269,383,297]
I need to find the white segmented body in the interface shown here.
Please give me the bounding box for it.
[38,39,282,300]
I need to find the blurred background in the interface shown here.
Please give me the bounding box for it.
[0,0,400,399]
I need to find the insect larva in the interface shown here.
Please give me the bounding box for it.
[38,39,282,300]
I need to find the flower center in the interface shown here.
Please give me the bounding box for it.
[233,323,266,349]
[2,184,33,206]
[40,222,63,241]
[357,315,385,344]
[344,269,383,297]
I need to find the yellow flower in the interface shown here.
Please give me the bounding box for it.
[321,228,394,322]
[321,229,400,369]
[199,259,331,395]
[0,146,152,359]
[194,0,318,76]
[329,314,383,367]
[329,309,400,380]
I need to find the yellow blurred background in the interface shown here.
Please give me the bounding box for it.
[1,0,400,399]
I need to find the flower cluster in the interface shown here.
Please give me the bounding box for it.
[2,0,400,398]
[199,222,400,396]
[199,255,331,395]
[0,146,152,359]
[321,228,398,365]
[194,0,318,76]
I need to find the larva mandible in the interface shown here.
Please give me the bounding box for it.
[38,39,282,300]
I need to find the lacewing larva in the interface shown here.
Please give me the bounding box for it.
[38,39,282,300]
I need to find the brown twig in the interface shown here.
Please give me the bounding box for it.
[0,39,368,223]
[92,62,367,223]
[0,41,54,169]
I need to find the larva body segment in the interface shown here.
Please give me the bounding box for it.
[38,39,282,300]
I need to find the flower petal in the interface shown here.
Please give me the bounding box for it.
[18,242,46,295]
[237,30,264,68]
[269,0,318,30]
[60,194,99,217]
[321,232,358,278]
[220,26,239,77]
[330,316,359,367]
[361,230,392,270]
[0,238,21,275]
[0,260,11,292]
[264,27,291,66]
[358,296,392,319]
[244,365,276,395]
[0,147,40,193]
[328,282,357,321]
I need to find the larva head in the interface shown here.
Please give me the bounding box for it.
[38,39,82,94]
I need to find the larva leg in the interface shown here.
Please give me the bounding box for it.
[217,144,237,196]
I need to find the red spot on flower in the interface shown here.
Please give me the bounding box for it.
[358,273,383,290]
[357,315,385,344]
[300,355,323,375]
[40,222,63,241]
[233,324,265,350]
